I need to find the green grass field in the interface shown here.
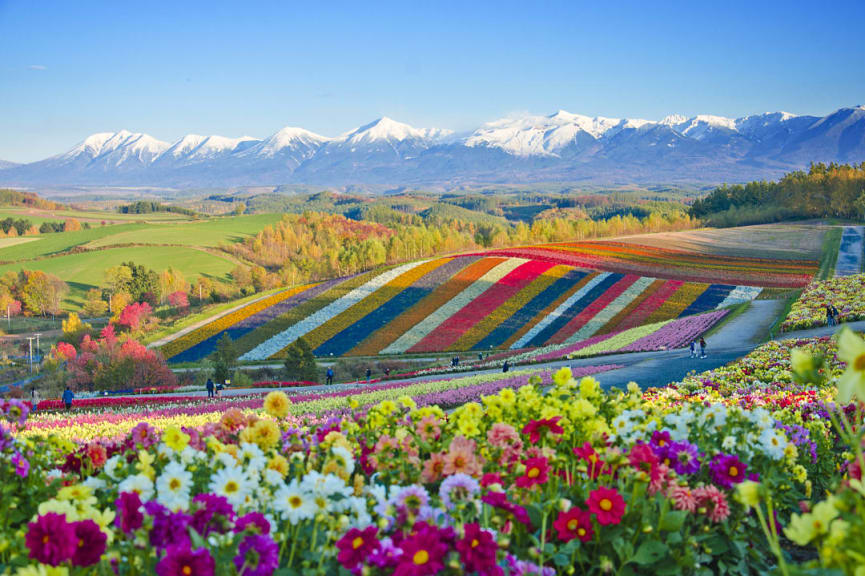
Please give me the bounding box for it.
[0,246,237,309]
[0,206,191,223]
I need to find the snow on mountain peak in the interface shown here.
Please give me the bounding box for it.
[341,117,446,145]
[61,131,169,164]
[163,134,260,161]
[246,127,329,158]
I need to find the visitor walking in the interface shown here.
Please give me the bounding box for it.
[30,387,39,413]
[826,305,835,326]
[206,378,214,398]
[832,304,840,325]
[326,367,334,385]
[699,337,707,359]
[502,360,510,373]
[689,340,697,358]
[365,368,372,382]
[62,386,74,410]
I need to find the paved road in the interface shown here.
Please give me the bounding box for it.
[835,226,864,276]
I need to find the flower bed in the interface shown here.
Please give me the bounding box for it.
[780,274,865,331]
[3,330,862,576]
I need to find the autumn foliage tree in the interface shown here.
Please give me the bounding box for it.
[116,302,153,331]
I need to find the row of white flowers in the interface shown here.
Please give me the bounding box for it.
[564,275,656,344]
[717,285,763,308]
[240,261,429,361]
[381,258,528,354]
[510,272,611,349]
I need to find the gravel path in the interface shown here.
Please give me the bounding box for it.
[835,226,864,276]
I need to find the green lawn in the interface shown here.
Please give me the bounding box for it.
[0,246,237,309]
[0,207,192,223]
[85,213,283,248]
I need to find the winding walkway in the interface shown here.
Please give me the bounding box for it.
[835,226,864,276]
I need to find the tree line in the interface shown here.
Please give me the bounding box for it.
[690,163,865,226]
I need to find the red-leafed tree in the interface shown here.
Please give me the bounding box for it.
[117,301,153,331]
[167,290,190,313]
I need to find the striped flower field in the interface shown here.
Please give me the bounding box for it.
[159,241,816,362]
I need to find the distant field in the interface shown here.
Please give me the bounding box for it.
[613,224,826,260]
[0,237,40,250]
[85,213,283,248]
[0,206,191,223]
[0,246,236,309]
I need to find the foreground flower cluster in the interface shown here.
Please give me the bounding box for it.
[3,340,863,576]
[781,273,865,331]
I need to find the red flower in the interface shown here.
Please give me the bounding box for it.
[71,520,107,567]
[515,457,549,488]
[522,417,564,444]
[573,442,607,479]
[336,526,380,571]
[481,491,532,527]
[394,522,449,576]
[456,523,502,576]
[25,513,77,566]
[628,442,661,482]
[553,507,594,543]
[480,473,503,487]
[587,487,626,526]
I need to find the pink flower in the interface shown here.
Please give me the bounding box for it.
[515,457,549,488]
[443,436,483,477]
[26,513,77,566]
[671,486,697,513]
[421,452,446,483]
[522,416,564,444]
[71,520,107,567]
[336,526,380,571]
[416,415,441,442]
[587,487,626,526]
[694,485,730,523]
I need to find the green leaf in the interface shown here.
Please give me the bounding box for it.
[659,510,688,531]
[632,540,668,565]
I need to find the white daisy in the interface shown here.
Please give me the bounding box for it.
[330,445,355,476]
[722,435,737,451]
[118,473,155,502]
[156,461,192,511]
[273,480,315,524]
[759,428,789,460]
[82,476,106,492]
[103,455,124,480]
[209,466,253,508]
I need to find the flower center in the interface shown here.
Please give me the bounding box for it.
[577,527,586,537]
[471,538,479,548]
[225,481,238,494]
[182,567,192,576]
[527,467,540,479]
[729,466,738,477]
[567,519,579,531]
[42,535,49,544]
[289,495,302,508]
[352,536,364,550]
[169,478,181,491]
[413,549,429,565]
[600,498,612,511]
[855,354,865,371]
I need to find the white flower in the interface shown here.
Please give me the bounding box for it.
[345,496,372,528]
[103,455,124,480]
[331,445,355,476]
[239,443,267,473]
[263,469,284,487]
[118,474,154,502]
[703,404,728,428]
[722,436,737,451]
[301,471,352,500]
[274,480,316,524]
[82,476,107,492]
[209,466,253,508]
[215,452,239,469]
[156,461,192,511]
[759,428,789,460]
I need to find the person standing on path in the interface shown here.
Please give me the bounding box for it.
[206,378,214,398]
[832,304,840,325]
[699,337,707,359]
[365,368,372,383]
[62,386,74,410]
[326,367,334,385]
[502,360,510,373]
[689,340,697,358]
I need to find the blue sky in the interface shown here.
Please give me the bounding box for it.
[1,0,863,162]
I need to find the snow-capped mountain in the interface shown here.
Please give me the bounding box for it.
[0,159,17,170]
[3,106,864,187]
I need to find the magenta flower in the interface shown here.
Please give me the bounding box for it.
[71,519,107,567]
[233,534,278,576]
[709,453,747,489]
[155,544,215,576]
[336,526,380,571]
[234,512,271,535]
[116,491,144,534]
[394,522,450,576]
[25,513,77,566]
[11,451,29,478]
[456,523,501,576]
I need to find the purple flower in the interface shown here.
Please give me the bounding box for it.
[25,513,77,566]
[155,544,215,576]
[71,519,107,567]
[233,534,279,576]
[116,492,144,534]
[11,451,29,478]
[130,422,159,448]
[667,441,702,475]
[145,501,192,550]
[506,554,557,576]
[191,493,235,537]
[235,512,271,535]
[709,453,747,489]
[439,473,480,509]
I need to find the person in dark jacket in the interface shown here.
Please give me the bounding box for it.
[365,368,372,382]
[326,367,334,385]
[699,337,707,358]
[62,386,74,410]
[206,378,214,398]
[502,360,510,373]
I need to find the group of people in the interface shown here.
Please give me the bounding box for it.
[205,378,225,398]
[450,356,461,367]
[689,337,708,359]
[826,304,841,326]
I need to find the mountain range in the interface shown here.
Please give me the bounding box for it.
[2,106,864,189]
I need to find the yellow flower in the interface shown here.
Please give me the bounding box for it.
[38,499,78,521]
[348,397,360,410]
[263,391,291,419]
[378,400,397,415]
[162,426,190,452]
[734,481,761,509]
[398,395,417,410]
[15,565,70,576]
[137,450,156,480]
[785,497,838,546]
[553,367,573,387]
[249,419,280,450]
[836,328,865,402]
[268,454,289,477]
[498,388,516,406]
[790,349,813,375]
[58,484,94,505]
[579,377,600,398]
